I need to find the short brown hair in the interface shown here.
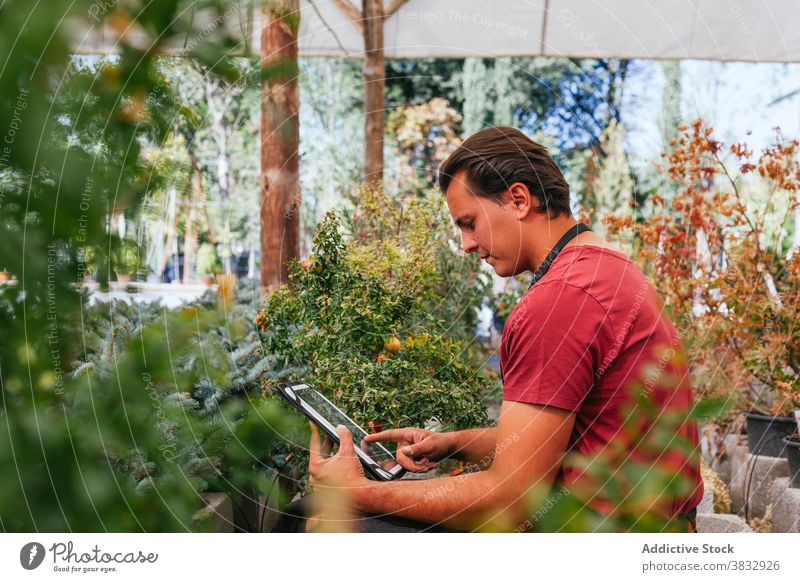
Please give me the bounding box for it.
[438,126,572,218]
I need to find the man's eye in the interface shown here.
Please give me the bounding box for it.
[462,221,474,230]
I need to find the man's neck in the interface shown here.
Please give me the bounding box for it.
[529,216,580,271]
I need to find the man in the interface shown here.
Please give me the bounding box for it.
[303,126,703,532]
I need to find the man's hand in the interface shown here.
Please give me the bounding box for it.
[307,423,367,532]
[308,423,367,488]
[363,428,452,472]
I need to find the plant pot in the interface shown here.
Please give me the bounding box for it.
[0,271,11,283]
[745,411,796,457]
[784,435,800,488]
[116,274,132,283]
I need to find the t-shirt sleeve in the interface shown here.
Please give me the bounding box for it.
[501,281,612,412]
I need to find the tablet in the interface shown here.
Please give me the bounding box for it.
[272,382,406,481]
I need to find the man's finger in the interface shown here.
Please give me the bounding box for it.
[362,429,408,443]
[336,425,355,456]
[401,439,434,459]
[419,458,438,471]
[394,455,437,473]
[309,422,321,462]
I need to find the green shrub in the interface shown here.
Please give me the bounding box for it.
[258,187,496,433]
[117,238,143,276]
[196,242,223,277]
[82,236,143,280]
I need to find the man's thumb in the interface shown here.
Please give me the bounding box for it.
[336,425,355,454]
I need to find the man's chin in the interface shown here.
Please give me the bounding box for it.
[494,263,525,278]
[487,257,523,278]
[493,264,511,277]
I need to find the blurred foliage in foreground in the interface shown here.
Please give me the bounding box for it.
[0,0,297,532]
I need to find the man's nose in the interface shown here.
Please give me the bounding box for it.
[461,232,478,254]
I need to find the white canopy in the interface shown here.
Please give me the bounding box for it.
[73,0,800,63]
[299,0,800,63]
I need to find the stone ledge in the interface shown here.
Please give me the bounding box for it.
[703,439,800,532]
[696,513,753,533]
[771,478,800,533]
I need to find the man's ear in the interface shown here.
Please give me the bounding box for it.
[507,182,535,218]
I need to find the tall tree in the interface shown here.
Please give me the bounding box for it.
[491,59,515,127]
[384,59,464,110]
[462,58,515,136]
[157,59,259,282]
[768,85,800,258]
[298,57,363,254]
[591,120,634,235]
[261,0,301,294]
[462,58,489,137]
[332,0,409,186]
[660,61,682,149]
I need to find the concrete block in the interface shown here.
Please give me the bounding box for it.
[194,492,234,533]
[697,484,715,514]
[729,451,788,516]
[771,479,800,533]
[696,513,753,533]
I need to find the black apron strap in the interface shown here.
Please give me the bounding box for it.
[528,223,592,289]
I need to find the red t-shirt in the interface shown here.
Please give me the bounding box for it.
[500,245,703,519]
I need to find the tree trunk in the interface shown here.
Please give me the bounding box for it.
[158,185,178,279]
[260,0,300,296]
[182,180,195,284]
[183,162,203,284]
[363,0,384,186]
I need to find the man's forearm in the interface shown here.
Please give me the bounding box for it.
[445,426,498,465]
[354,470,513,530]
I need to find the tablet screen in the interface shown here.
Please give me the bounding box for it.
[292,385,399,470]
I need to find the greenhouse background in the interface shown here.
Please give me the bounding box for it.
[1,0,799,544]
